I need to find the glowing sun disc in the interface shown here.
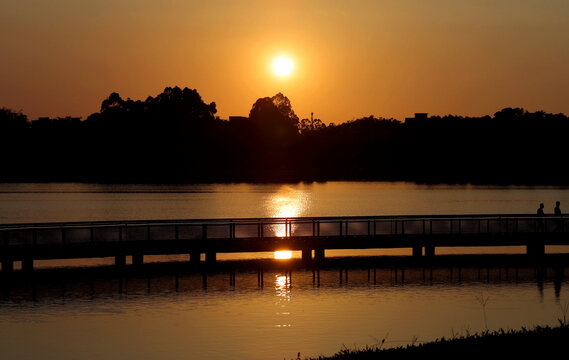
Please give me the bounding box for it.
[273,57,293,76]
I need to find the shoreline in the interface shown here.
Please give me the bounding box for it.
[306,324,569,359]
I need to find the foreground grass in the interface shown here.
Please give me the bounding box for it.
[305,324,569,359]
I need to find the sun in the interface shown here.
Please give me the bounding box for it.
[273,57,293,77]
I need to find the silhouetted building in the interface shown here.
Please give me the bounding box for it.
[405,113,428,125]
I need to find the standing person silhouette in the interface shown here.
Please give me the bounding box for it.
[537,203,545,232]
[554,201,562,232]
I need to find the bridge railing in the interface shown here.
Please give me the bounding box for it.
[1,215,567,247]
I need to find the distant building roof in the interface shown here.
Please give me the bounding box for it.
[405,113,428,124]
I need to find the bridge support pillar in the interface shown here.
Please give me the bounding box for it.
[314,249,325,261]
[190,252,201,263]
[22,258,34,272]
[425,246,435,257]
[133,254,144,266]
[302,249,312,262]
[527,242,545,257]
[412,246,422,257]
[115,255,126,267]
[2,260,13,273]
[206,251,216,264]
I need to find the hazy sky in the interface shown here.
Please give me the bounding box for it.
[1,0,568,124]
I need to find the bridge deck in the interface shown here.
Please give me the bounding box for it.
[1,215,568,271]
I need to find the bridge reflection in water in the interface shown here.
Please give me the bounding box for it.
[1,214,568,273]
[1,256,567,303]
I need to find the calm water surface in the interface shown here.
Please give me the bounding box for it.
[2,181,569,222]
[1,181,569,359]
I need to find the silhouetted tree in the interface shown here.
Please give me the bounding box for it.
[81,86,219,182]
[249,93,299,140]
[238,93,301,181]
[0,107,29,133]
[2,87,569,185]
[0,108,31,181]
[299,112,326,133]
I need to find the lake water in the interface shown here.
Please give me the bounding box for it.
[1,181,569,359]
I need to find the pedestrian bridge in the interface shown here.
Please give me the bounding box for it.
[1,214,568,272]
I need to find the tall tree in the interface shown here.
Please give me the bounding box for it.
[249,92,299,143]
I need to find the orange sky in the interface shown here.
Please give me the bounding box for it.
[1,1,568,124]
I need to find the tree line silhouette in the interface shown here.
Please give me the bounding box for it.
[1,86,569,184]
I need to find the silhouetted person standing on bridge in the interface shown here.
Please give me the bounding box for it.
[537,203,545,232]
[554,201,562,232]
[555,201,561,216]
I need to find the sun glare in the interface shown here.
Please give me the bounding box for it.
[274,250,293,260]
[273,57,293,76]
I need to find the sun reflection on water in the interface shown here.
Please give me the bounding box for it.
[274,274,292,328]
[268,185,310,239]
[274,250,293,259]
[275,274,291,299]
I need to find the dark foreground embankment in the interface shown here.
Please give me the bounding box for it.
[308,325,569,359]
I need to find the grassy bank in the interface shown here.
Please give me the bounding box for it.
[304,324,569,359]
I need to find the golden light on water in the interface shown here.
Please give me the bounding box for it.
[268,186,310,258]
[271,195,303,219]
[269,185,310,239]
[274,274,292,328]
[274,250,293,260]
[274,274,291,299]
